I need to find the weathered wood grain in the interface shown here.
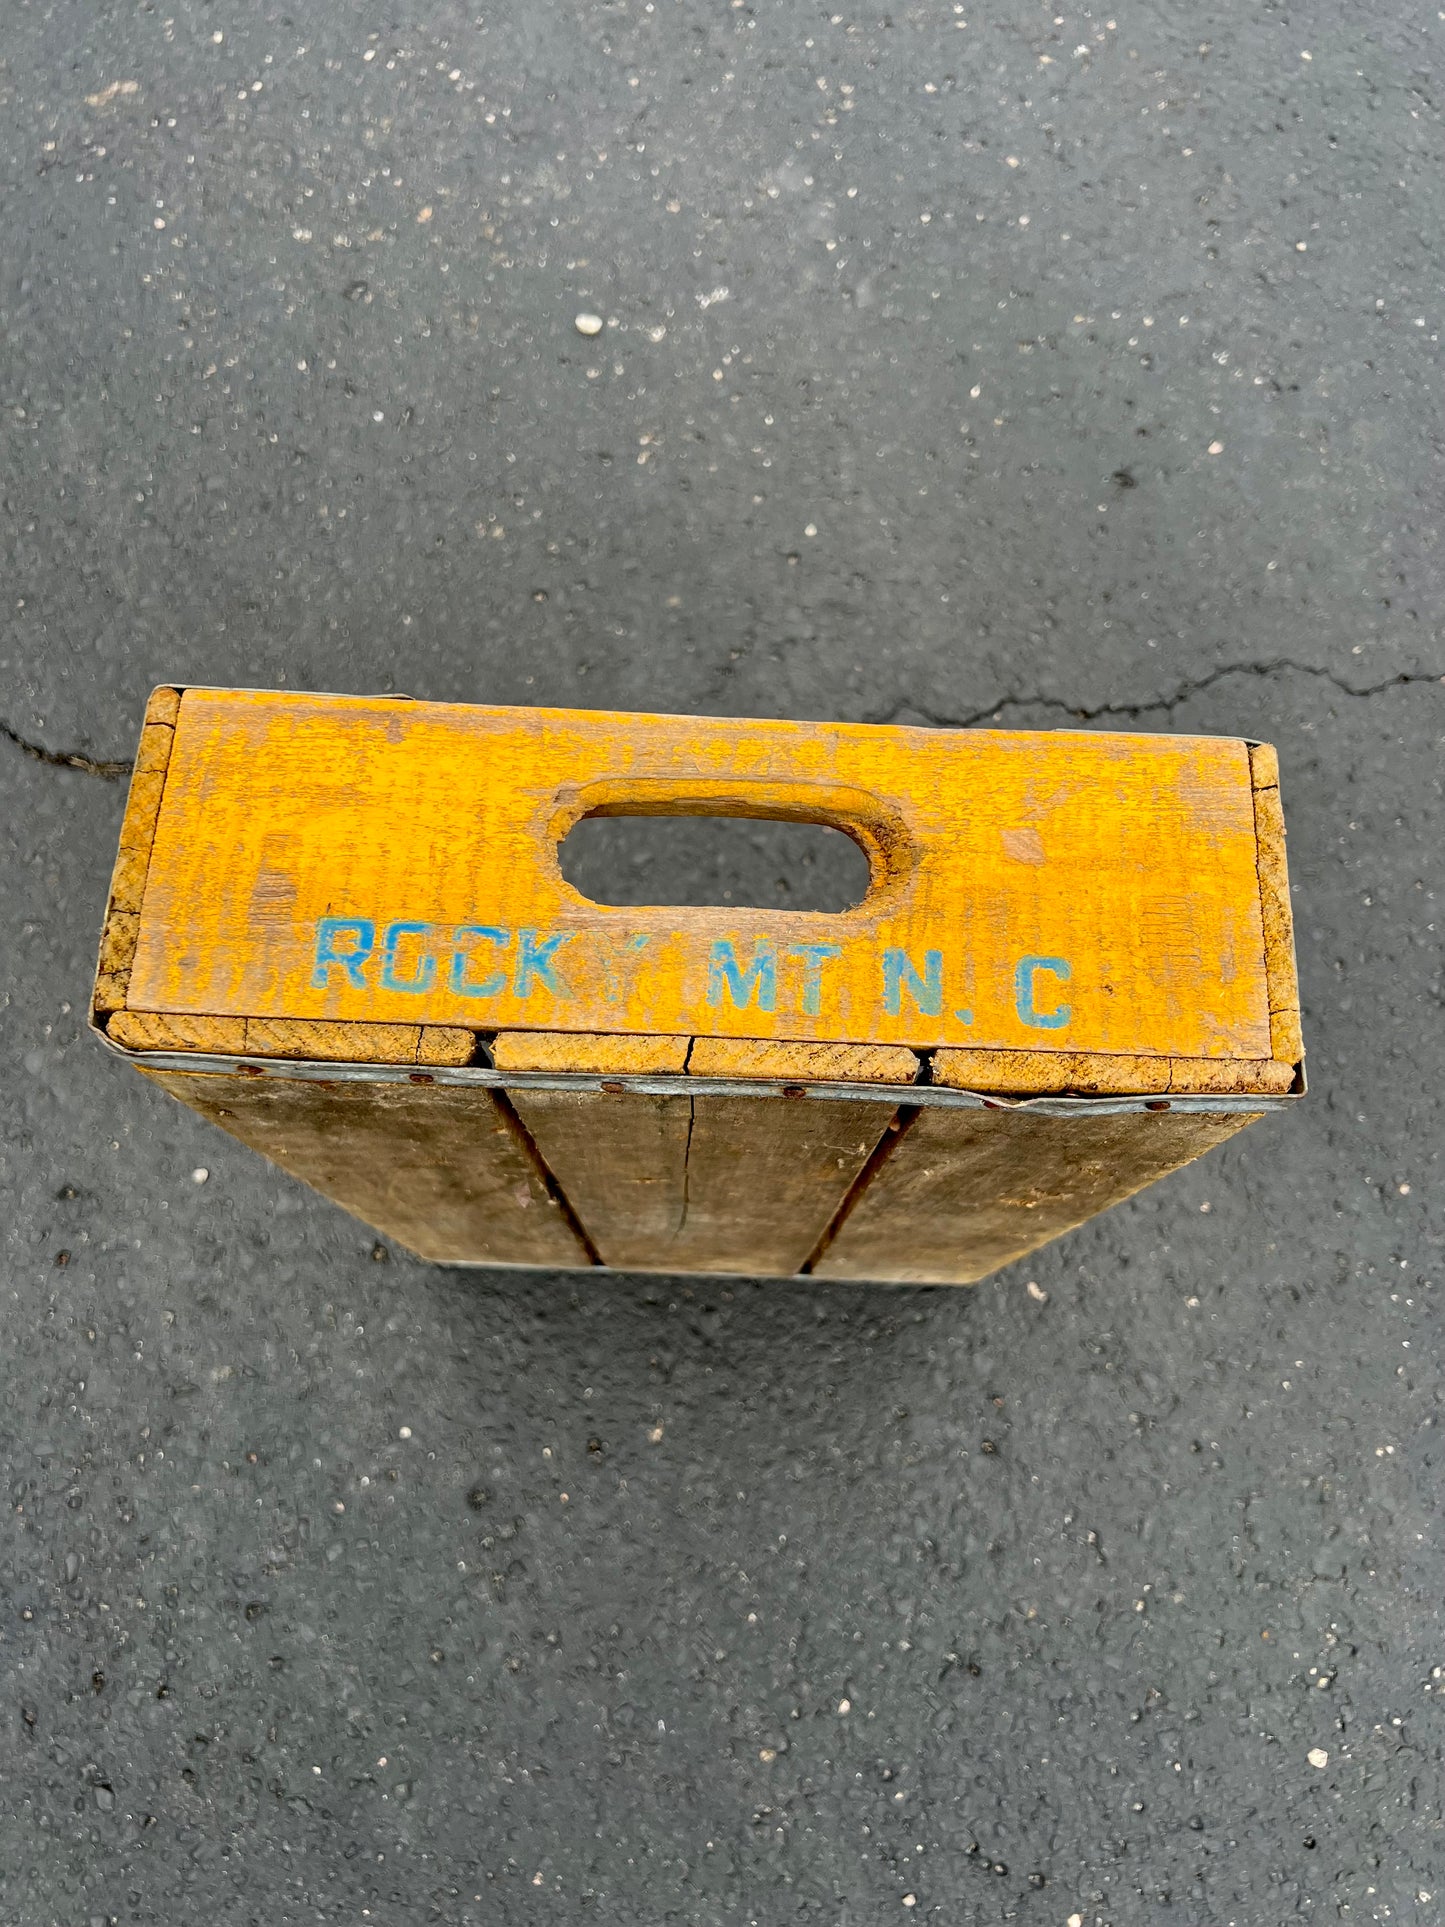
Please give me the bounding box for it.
[662,1091,896,1275]
[109,1012,476,1065]
[500,1032,897,1274]
[688,1037,920,1083]
[931,1049,1295,1096]
[96,912,141,982]
[494,1033,694,1270]
[92,686,181,1013]
[110,1012,248,1053]
[1250,744,1303,1068]
[242,1018,471,1064]
[491,1031,690,1073]
[416,1026,480,1066]
[139,1069,589,1267]
[121,691,1279,1062]
[813,1107,1260,1284]
[503,1084,693,1269]
[132,723,176,775]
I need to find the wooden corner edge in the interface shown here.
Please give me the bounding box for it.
[145,685,183,728]
[1247,740,1280,791]
[1248,746,1303,1073]
[91,694,184,1026]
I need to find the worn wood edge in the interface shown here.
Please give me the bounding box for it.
[109,1011,247,1054]
[415,1026,479,1066]
[108,1011,477,1066]
[688,1037,922,1084]
[1249,744,1304,1068]
[131,722,175,775]
[91,687,183,1016]
[105,774,166,911]
[492,1030,691,1073]
[244,1020,378,1063]
[96,912,140,979]
[93,972,133,1013]
[931,1048,1295,1096]
[1247,741,1280,791]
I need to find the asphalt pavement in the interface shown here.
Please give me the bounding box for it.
[3,3,1442,1922]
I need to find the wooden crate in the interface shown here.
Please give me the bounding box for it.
[92,688,1302,1283]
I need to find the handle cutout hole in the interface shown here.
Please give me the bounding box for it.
[560,814,872,911]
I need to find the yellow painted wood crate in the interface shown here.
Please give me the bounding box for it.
[92,688,1302,1284]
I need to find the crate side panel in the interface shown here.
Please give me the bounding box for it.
[814,1108,1261,1285]
[660,1094,895,1276]
[508,1086,896,1277]
[140,1069,589,1268]
[505,1087,694,1270]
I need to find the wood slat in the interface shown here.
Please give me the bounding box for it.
[108,1013,476,1066]
[494,1032,692,1268]
[503,1085,693,1269]
[688,1037,919,1083]
[132,723,176,775]
[931,1049,1295,1096]
[104,773,167,916]
[499,1032,896,1274]
[109,1012,248,1053]
[491,1031,690,1073]
[139,1069,589,1267]
[416,1026,480,1066]
[96,912,140,981]
[659,1091,896,1275]
[242,1018,447,1064]
[813,1107,1261,1285]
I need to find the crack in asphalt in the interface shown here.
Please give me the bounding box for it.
[0,721,133,780]
[2,661,1439,785]
[860,660,1445,731]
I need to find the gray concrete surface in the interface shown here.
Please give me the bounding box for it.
[3,3,1443,1921]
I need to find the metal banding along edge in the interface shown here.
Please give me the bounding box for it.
[98,1037,1303,1120]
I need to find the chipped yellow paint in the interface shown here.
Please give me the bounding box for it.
[117,689,1290,1062]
